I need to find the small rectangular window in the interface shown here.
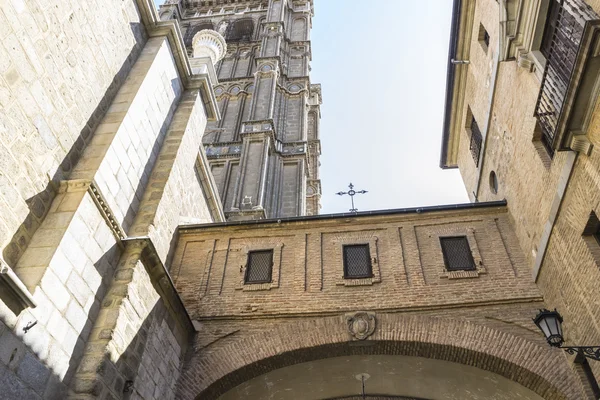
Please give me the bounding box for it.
[478,23,490,52]
[245,250,273,284]
[343,244,372,279]
[440,236,476,271]
[469,116,483,166]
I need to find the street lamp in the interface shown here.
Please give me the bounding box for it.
[533,309,600,361]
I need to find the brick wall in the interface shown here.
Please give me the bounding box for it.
[173,205,540,318]
[453,0,600,385]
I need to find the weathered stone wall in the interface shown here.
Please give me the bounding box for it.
[0,0,147,267]
[0,1,219,398]
[182,0,321,219]
[72,244,190,400]
[0,190,121,398]
[453,0,600,385]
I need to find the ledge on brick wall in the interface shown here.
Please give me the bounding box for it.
[0,259,36,315]
[122,237,195,336]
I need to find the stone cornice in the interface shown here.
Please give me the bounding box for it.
[189,296,545,321]
[440,0,475,169]
[88,182,127,244]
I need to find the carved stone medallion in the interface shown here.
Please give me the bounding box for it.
[346,311,376,340]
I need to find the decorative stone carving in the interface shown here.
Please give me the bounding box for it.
[192,29,227,65]
[346,311,376,340]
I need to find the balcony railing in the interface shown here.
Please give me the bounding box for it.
[534,0,598,156]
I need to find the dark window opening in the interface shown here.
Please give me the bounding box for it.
[343,244,373,279]
[440,236,476,272]
[245,250,273,284]
[226,19,254,42]
[478,23,490,52]
[469,116,483,167]
[184,22,215,47]
[583,211,600,246]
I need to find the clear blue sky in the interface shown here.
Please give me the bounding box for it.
[154,0,468,213]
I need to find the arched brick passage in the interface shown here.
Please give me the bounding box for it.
[176,314,583,400]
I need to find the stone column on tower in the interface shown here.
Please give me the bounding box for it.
[180,0,322,220]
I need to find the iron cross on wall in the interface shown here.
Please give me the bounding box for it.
[336,183,368,213]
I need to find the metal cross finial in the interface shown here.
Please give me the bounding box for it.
[336,183,368,213]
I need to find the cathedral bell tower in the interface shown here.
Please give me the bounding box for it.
[160,0,323,220]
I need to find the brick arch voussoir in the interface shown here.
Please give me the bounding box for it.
[176,314,581,400]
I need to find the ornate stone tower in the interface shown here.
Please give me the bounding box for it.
[161,0,322,220]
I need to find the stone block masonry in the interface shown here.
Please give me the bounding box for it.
[0,0,147,268]
[0,0,221,398]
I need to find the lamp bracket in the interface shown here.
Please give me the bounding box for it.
[562,346,600,361]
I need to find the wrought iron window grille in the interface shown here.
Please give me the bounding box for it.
[343,244,373,279]
[469,116,483,167]
[533,0,599,156]
[244,249,274,284]
[440,236,477,272]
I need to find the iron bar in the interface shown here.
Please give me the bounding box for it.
[336,183,368,213]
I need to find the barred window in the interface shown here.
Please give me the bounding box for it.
[245,250,273,284]
[440,236,476,272]
[469,116,482,167]
[343,244,372,279]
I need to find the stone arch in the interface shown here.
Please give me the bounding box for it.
[176,314,583,400]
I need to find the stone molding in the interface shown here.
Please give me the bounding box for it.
[192,29,227,64]
[346,311,376,340]
[88,181,127,243]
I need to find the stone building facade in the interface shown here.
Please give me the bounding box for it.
[441,0,600,396]
[0,0,598,399]
[0,0,225,398]
[161,0,323,220]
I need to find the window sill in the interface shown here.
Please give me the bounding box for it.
[441,269,484,280]
[337,274,380,287]
[237,282,276,291]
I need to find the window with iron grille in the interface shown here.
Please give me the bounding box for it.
[343,244,373,279]
[440,236,476,272]
[469,116,482,166]
[226,19,254,42]
[244,250,273,284]
[534,0,598,157]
